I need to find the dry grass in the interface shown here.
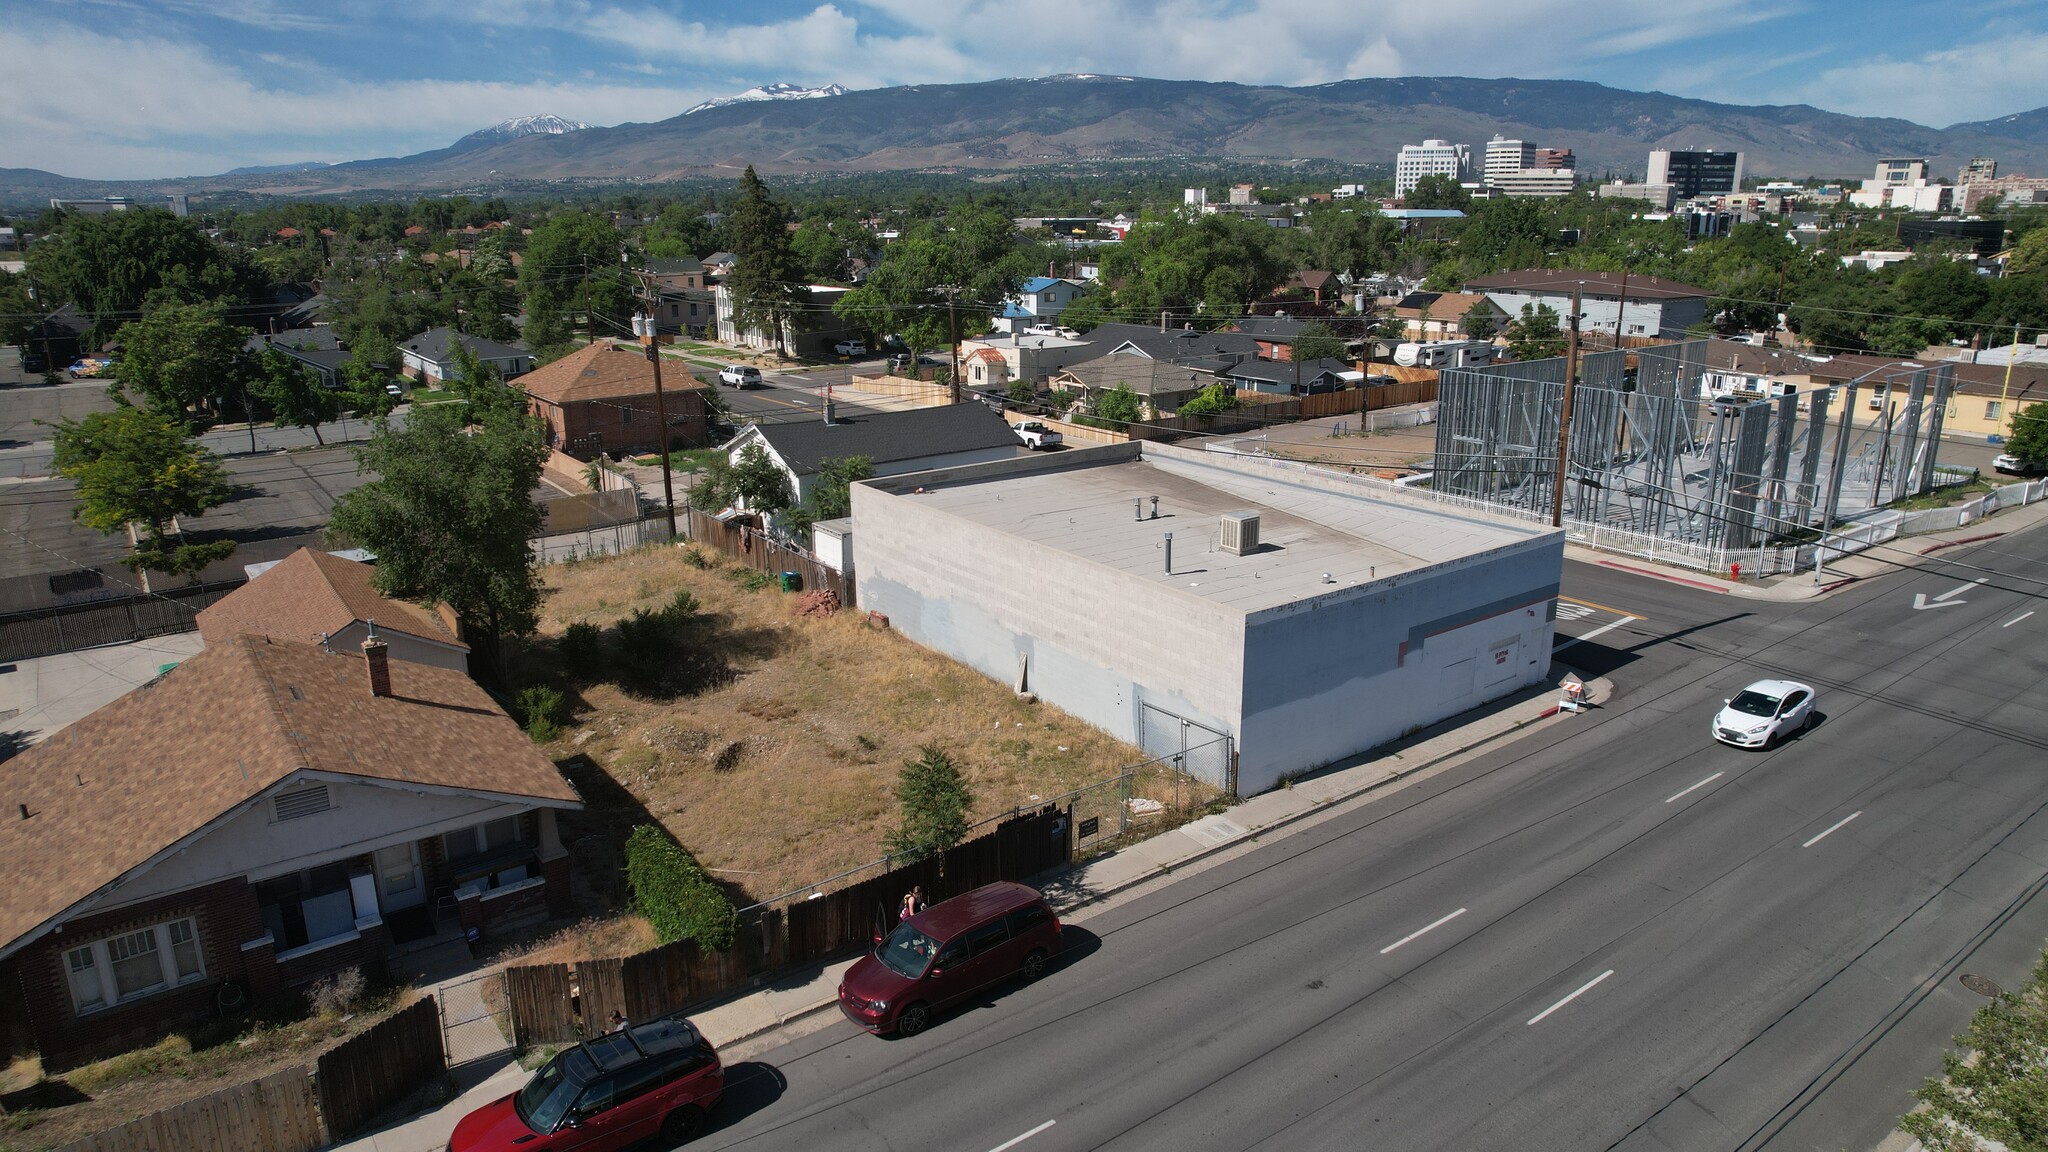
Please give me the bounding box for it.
[517,545,1149,907]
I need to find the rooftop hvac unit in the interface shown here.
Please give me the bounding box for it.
[1219,510,1260,556]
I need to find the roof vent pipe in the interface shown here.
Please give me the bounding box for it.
[1133,497,1143,521]
[1164,532,1173,575]
[1150,496,1159,520]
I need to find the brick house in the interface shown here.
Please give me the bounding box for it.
[0,635,581,1070]
[197,547,469,672]
[521,341,710,460]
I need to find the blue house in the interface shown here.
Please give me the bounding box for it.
[992,277,1088,333]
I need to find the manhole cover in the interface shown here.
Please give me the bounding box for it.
[1960,973,2002,998]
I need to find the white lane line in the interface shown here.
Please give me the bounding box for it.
[1664,771,1725,804]
[1527,969,1615,1026]
[2005,611,2035,628]
[1802,811,1862,849]
[1379,908,1468,955]
[1553,616,1639,654]
[988,1120,1057,1152]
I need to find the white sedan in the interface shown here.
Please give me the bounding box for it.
[1711,679,1817,749]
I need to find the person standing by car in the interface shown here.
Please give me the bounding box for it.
[900,886,926,920]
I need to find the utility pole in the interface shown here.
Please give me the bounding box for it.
[582,255,595,344]
[630,255,680,538]
[1551,283,1584,528]
[1996,322,2021,444]
[943,284,962,405]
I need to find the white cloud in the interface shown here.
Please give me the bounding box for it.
[1786,33,2048,125]
[0,23,718,177]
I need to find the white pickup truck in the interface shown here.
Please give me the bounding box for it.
[1013,421,1062,450]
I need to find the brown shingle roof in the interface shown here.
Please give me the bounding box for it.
[520,342,702,405]
[1395,292,1498,320]
[197,548,464,651]
[0,635,579,957]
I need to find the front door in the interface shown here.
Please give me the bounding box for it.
[375,843,425,911]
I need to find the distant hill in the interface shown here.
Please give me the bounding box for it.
[684,83,849,116]
[1947,106,2048,146]
[9,75,2048,204]
[449,115,591,152]
[225,161,334,175]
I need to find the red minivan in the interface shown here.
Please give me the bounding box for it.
[838,881,1061,1037]
[449,1015,722,1150]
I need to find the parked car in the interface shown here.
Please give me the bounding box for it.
[449,1016,723,1151]
[20,350,47,374]
[834,339,867,357]
[718,364,763,389]
[1994,453,2044,476]
[1711,679,1817,749]
[838,881,1061,1037]
[887,353,913,372]
[1013,421,1062,450]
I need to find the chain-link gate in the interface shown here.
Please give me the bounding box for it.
[1139,703,1235,795]
[439,969,514,1066]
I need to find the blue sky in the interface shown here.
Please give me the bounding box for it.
[4,0,2047,180]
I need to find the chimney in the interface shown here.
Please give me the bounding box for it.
[362,632,392,698]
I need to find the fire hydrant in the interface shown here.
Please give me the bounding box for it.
[1730,561,1742,582]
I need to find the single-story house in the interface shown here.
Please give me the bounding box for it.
[721,402,1024,518]
[1064,322,1259,374]
[520,341,710,459]
[398,327,532,385]
[1225,357,1360,396]
[0,634,581,1070]
[1053,354,1220,417]
[197,547,468,672]
[956,332,1094,392]
[247,329,353,389]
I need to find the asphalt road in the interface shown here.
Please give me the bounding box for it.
[695,527,2048,1152]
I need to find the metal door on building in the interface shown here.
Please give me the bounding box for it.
[1139,703,1235,794]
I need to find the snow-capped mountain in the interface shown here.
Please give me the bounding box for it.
[683,83,848,115]
[451,115,591,150]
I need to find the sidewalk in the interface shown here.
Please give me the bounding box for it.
[336,661,1607,1152]
[1567,492,2048,604]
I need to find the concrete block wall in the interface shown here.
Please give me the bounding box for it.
[852,477,1246,751]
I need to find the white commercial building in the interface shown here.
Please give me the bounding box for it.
[850,441,1564,796]
[1483,136,1535,185]
[1488,169,1578,198]
[1396,139,1471,199]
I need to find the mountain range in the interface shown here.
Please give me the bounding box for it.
[683,83,849,116]
[9,75,2048,204]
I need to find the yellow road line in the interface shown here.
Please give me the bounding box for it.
[1559,595,1644,621]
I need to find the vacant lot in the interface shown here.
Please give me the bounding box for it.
[520,545,1149,912]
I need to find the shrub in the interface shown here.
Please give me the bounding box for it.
[623,825,738,950]
[885,745,975,861]
[517,685,566,743]
[307,967,365,1018]
[664,589,698,619]
[680,546,713,569]
[558,621,603,679]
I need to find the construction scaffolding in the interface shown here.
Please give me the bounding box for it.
[1431,340,1959,574]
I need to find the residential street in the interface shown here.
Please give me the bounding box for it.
[689,526,2048,1152]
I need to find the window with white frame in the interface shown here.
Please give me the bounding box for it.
[64,917,206,1014]
[1987,401,2003,420]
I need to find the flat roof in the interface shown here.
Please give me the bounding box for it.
[889,448,1554,613]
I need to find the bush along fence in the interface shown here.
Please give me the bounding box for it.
[683,508,851,604]
[501,805,1069,1045]
[50,995,446,1152]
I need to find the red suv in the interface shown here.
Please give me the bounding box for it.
[449,1015,722,1150]
[838,881,1061,1037]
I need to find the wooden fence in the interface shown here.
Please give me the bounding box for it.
[314,996,446,1140]
[502,806,1069,1045]
[51,1067,324,1152]
[683,508,852,603]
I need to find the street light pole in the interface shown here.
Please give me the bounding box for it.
[1550,284,1584,528]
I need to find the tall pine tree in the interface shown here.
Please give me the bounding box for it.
[724,167,804,357]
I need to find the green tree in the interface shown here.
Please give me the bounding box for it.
[27,208,262,344]
[1097,382,1145,425]
[326,396,547,671]
[835,206,1029,354]
[339,332,400,417]
[1292,320,1347,362]
[0,271,36,347]
[51,406,237,577]
[885,745,975,861]
[522,210,629,342]
[1090,209,1291,324]
[1461,302,1499,340]
[786,454,873,536]
[693,441,794,517]
[247,347,338,444]
[1504,303,1568,361]
[1175,382,1240,418]
[112,300,253,419]
[2012,228,2048,276]
[1403,174,1470,211]
[790,221,851,283]
[2006,402,2048,469]
[724,167,805,356]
